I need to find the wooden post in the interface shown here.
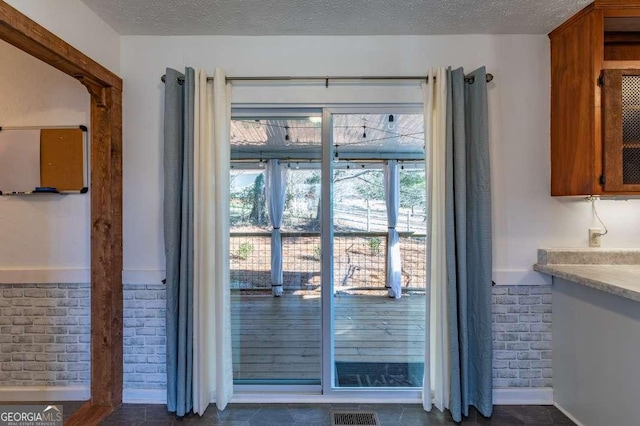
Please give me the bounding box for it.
[84,85,123,408]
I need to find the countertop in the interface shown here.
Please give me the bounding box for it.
[534,249,640,303]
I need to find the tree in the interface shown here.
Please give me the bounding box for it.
[399,170,426,213]
[249,173,267,225]
[333,169,384,202]
[355,171,384,201]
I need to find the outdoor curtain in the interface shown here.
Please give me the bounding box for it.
[164,67,233,418]
[266,159,288,296]
[384,160,402,298]
[423,67,493,422]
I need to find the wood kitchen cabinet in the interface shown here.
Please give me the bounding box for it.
[550,0,640,195]
[602,68,640,191]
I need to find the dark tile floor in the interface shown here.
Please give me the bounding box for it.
[95,403,576,425]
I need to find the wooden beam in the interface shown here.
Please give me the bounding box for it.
[89,86,123,408]
[110,88,124,408]
[0,1,121,90]
[0,2,123,425]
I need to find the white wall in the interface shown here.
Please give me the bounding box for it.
[4,0,120,73]
[1,5,638,284]
[0,2,120,282]
[0,39,90,277]
[120,35,639,283]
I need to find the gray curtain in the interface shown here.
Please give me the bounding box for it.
[164,67,195,417]
[445,67,493,422]
[384,160,402,298]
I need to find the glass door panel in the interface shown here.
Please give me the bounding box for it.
[330,113,426,389]
[229,114,322,385]
[229,109,427,393]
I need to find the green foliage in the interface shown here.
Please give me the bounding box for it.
[236,242,254,260]
[368,237,382,256]
[313,245,321,261]
[356,172,385,201]
[333,169,385,202]
[285,187,294,210]
[305,173,321,185]
[235,186,254,208]
[249,173,267,225]
[399,170,426,211]
[334,169,426,210]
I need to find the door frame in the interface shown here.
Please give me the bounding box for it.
[230,106,424,402]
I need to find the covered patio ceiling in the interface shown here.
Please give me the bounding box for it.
[231,114,425,160]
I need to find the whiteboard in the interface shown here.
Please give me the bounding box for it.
[0,129,40,193]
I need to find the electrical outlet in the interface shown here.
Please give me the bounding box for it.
[589,228,603,248]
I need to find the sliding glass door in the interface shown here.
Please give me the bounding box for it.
[229,107,425,395]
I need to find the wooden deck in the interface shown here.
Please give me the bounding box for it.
[231,292,426,381]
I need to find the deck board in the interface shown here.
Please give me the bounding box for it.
[231,293,426,381]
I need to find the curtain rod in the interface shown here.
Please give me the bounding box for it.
[160,73,494,86]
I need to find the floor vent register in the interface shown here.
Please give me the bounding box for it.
[332,411,380,426]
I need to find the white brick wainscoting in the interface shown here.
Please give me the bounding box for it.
[492,285,553,389]
[0,284,90,388]
[122,284,167,389]
[0,281,553,404]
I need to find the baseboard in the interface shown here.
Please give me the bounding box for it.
[122,387,553,406]
[123,388,166,404]
[492,270,552,286]
[553,402,585,426]
[493,388,553,405]
[0,386,90,401]
[231,393,422,404]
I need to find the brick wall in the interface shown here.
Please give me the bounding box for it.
[2,282,552,391]
[492,285,553,388]
[0,284,90,387]
[0,283,166,389]
[123,284,166,389]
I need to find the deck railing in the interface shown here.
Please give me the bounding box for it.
[230,231,426,293]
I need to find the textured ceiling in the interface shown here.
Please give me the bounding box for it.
[80,0,591,36]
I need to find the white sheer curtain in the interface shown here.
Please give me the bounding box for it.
[266,159,288,297]
[192,68,233,415]
[384,160,402,298]
[423,67,449,412]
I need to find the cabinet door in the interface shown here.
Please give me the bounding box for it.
[602,69,640,192]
